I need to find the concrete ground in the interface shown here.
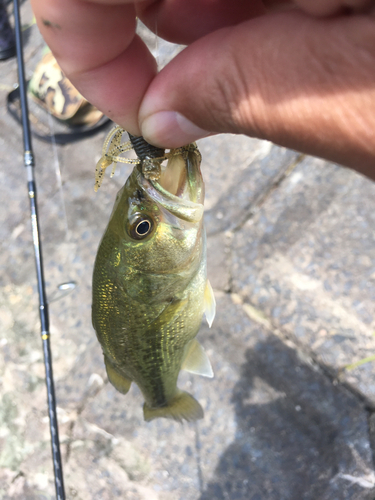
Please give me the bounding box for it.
[1,4,375,500]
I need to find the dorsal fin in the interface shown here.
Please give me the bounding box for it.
[181,339,214,378]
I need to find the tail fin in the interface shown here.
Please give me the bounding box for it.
[143,391,204,423]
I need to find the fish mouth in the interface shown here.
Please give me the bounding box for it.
[139,145,205,223]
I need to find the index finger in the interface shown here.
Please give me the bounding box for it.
[30,0,157,135]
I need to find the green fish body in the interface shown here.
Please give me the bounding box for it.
[92,144,215,422]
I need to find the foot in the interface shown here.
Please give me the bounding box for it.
[0,1,15,61]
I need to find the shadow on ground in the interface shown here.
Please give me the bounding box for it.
[200,335,373,500]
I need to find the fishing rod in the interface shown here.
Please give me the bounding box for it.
[13,0,66,498]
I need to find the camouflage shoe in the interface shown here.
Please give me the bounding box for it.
[0,0,15,61]
[7,49,110,144]
[28,51,103,126]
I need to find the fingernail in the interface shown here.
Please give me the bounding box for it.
[141,111,210,148]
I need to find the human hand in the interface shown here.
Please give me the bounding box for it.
[31,0,375,179]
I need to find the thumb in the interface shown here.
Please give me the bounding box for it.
[138,11,375,175]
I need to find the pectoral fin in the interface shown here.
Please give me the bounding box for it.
[104,356,132,395]
[181,339,214,378]
[204,279,216,327]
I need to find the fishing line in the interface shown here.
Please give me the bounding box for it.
[46,110,70,241]
[42,59,77,302]
[13,0,66,498]
[153,18,160,69]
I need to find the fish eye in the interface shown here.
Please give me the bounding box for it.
[136,220,151,235]
[129,216,154,240]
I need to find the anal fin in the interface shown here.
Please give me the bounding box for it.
[204,279,216,327]
[104,356,132,395]
[181,339,214,378]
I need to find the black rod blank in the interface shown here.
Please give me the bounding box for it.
[13,1,65,498]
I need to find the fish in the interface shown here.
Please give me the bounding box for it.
[92,137,216,422]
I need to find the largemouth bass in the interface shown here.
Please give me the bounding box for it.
[92,133,215,422]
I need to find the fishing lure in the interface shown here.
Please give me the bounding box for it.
[95,125,197,190]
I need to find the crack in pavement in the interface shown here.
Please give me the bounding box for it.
[231,153,306,235]
[64,378,108,463]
